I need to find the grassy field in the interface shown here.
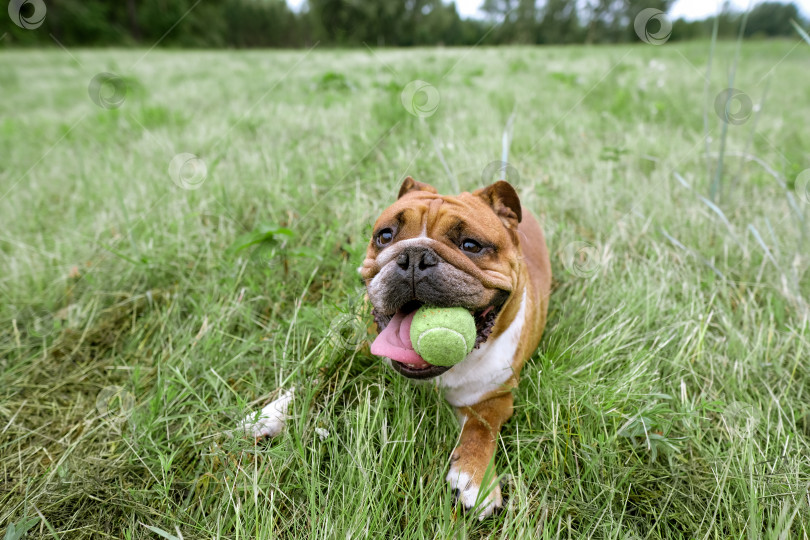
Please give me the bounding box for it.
[1,39,809,538]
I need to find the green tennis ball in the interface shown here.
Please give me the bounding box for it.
[410,306,476,367]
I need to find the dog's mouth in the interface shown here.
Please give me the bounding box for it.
[370,299,503,380]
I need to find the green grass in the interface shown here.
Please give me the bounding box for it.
[1,40,809,538]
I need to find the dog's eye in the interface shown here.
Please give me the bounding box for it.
[376,228,394,247]
[460,239,482,254]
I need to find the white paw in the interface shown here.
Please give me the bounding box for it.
[238,389,294,438]
[446,465,503,520]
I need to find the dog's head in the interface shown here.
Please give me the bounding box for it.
[360,177,524,379]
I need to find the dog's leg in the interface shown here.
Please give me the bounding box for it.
[446,392,513,520]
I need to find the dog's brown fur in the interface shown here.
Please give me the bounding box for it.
[361,177,551,516]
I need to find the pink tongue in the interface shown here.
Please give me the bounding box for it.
[370,310,431,369]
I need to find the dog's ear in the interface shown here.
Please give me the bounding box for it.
[474,180,522,228]
[398,176,437,199]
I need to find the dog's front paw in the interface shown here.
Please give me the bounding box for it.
[238,389,294,439]
[446,464,503,520]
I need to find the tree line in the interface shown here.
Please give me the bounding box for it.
[2,0,806,48]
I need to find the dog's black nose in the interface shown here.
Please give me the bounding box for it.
[396,246,439,276]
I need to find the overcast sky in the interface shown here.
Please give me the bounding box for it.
[287,0,810,20]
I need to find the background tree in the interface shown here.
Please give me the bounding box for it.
[537,0,584,44]
[744,1,801,37]
[0,0,806,48]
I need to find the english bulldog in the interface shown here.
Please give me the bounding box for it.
[362,176,550,517]
[242,177,550,519]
